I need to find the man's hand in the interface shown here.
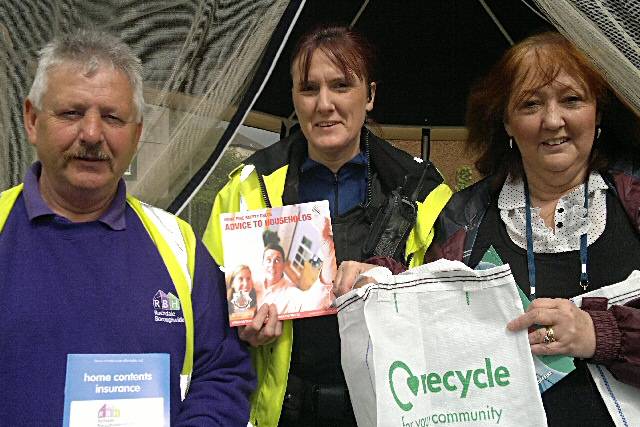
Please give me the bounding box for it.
[238,304,282,347]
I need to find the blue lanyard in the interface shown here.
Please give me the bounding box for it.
[524,179,590,299]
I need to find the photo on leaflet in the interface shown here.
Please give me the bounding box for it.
[220,201,337,326]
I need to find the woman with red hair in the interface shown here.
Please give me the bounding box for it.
[432,32,640,426]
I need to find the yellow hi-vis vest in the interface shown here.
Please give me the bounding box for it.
[0,184,197,400]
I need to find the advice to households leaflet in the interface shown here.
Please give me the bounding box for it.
[220,201,337,326]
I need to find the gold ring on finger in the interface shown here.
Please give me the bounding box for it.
[543,326,556,344]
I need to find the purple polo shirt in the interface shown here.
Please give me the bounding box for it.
[0,163,254,425]
[22,162,127,230]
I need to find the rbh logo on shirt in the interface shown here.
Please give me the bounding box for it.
[153,290,185,324]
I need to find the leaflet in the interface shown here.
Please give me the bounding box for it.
[63,353,170,427]
[220,201,337,326]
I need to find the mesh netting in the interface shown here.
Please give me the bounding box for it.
[0,0,290,208]
[533,0,640,115]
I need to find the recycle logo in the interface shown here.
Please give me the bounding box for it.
[389,361,416,411]
[388,358,512,411]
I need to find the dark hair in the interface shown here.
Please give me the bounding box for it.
[290,25,377,87]
[263,243,285,261]
[466,31,612,179]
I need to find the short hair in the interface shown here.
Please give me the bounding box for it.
[263,243,285,261]
[291,25,377,87]
[27,28,144,123]
[466,31,611,179]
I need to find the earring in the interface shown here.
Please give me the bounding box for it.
[596,126,602,140]
[509,137,513,149]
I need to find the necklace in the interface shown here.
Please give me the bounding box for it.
[524,178,590,299]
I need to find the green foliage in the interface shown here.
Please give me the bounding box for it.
[454,165,473,192]
[193,147,246,204]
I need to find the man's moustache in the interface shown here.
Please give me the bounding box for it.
[63,148,111,163]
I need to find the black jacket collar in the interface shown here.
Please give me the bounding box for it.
[245,127,443,205]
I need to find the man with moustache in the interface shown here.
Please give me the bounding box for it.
[0,29,254,425]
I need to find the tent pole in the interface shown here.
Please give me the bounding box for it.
[477,0,514,46]
[350,0,371,28]
[421,127,431,162]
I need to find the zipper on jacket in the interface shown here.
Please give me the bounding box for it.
[257,174,272,208]
[364,129,372,206]
[334,173,339,216]
[406,252,414,267]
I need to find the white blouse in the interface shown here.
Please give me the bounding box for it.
[498,172,608,253]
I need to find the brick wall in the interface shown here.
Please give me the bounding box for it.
[389,139,481,190]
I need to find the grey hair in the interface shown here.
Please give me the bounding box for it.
[27,28,144,123]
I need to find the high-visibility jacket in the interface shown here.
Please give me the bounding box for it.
[0,184,197,400]
[202,130,452,427]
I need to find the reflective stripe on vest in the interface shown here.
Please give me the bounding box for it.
[0,185,196,401]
